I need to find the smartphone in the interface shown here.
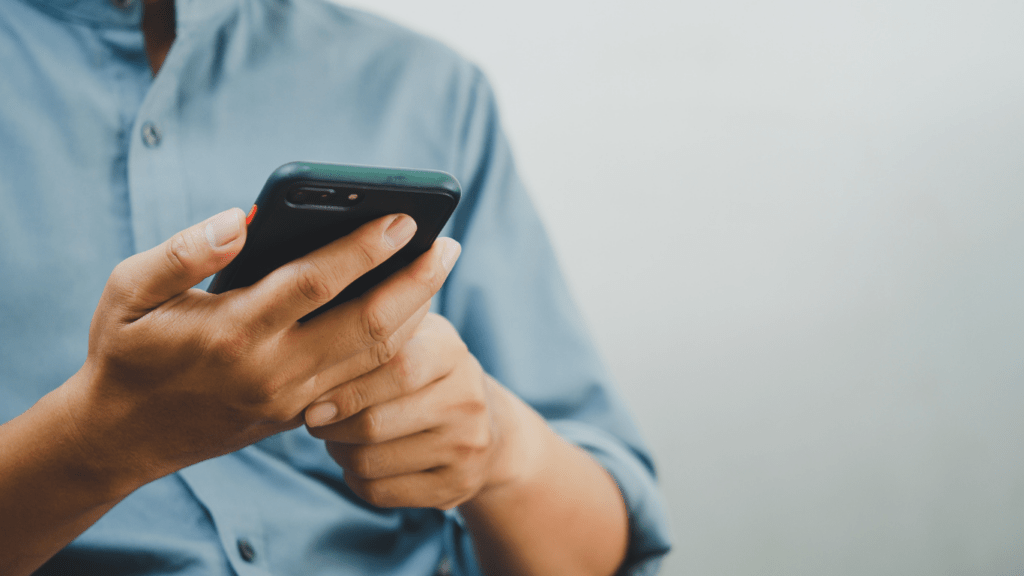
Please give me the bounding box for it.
[207,161,461,320]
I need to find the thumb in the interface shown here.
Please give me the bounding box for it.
[120,208,247,312]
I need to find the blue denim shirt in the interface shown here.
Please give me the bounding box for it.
[0,0,672,574]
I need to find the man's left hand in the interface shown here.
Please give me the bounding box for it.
[304,312,530,510]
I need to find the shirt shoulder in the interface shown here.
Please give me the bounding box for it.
[229,0,494,189]
[280,0,477,78]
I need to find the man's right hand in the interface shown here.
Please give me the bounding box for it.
[64,207,459,494]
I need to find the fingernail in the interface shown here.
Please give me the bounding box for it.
[383,215,417,248]
[306,402,338,427]
[205,210,241,249]
[441,238,461,272]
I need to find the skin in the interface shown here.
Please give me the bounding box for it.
[142,0,175,75]
[0,1,631,575]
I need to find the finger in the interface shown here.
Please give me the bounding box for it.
[297,299,431,412]
[308,379,447,444]
[343,467,479,510]
[112,208,246,314]
[308,356,482,444]
[288,237,461,381]
[309,299,432,395]
[305,314,459,426]
[324,430,452,480]
[245,214,417,331]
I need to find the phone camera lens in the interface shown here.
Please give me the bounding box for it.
[338,192,363,207]
[289,187,362,208]
[290,187,335,205]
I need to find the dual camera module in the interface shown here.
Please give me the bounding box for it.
[287,186,364,208]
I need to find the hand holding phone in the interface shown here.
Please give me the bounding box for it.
[63,198,457,488]
[209,161,461,320]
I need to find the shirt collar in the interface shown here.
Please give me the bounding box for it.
[24,0,237,28]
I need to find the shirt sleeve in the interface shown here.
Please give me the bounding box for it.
[438,66,673,576]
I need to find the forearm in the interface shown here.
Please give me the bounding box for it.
[0,372,140,576]
[459,383,629,576]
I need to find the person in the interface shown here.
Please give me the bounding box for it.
[0,0,672,574]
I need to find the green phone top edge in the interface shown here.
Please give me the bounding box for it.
[263,161,462,200]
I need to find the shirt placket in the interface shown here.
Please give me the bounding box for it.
[177,456,274,576]
[126,38,192,253]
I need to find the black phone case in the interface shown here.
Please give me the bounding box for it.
[208,162,461,321]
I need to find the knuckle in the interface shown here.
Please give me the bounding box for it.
[411,258,445,292]
[370,333,400,367]
[355,408,384,443]
[106,261,132,297]
[293,261,335,306]
[426,251,455,291]
[351,234,383,272]
[109,258,131,280]
[164,231,200,280]
[247,376,286,408]
[98,341,142,378]
[454,425,491,458]
[457,392,488,418]
[359,300,394,347]
[214,360,297,420]
[336,384,369,420]
[205,326,251,366]
[469,422,493,452]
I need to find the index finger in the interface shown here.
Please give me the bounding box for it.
[289,236,460,381]
[237,214,417,332]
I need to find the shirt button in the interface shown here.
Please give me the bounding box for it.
[141,122,161,148]
[237,538,257,563]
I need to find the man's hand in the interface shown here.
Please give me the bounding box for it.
[68,208,460,490]
[304,312,533,510]
[303,312,631,576]
[0,207,461,576]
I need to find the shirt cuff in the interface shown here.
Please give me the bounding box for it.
[549,419,673,576]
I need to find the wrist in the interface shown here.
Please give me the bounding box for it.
[468,378,558,508]
[456,381,630,576]
[52,365,161,502]
[0,368,152,576]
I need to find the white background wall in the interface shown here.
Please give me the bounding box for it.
[338,1,1024,574]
